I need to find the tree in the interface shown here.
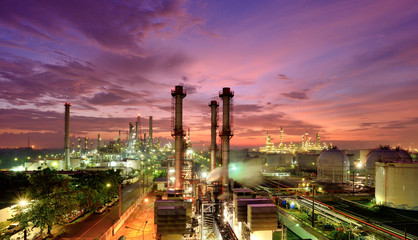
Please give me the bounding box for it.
[11,168,76,237]
[70,169,123,212]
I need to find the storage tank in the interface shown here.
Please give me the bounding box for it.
[375,161,418,211]
[317,147,350,183]
[366,147,406,187]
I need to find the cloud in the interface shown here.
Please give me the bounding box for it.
[282,91,309,100]
[276,74,290,80]
[0,0,197,55]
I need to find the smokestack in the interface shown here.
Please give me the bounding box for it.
[64,102,71,170]
[171,85,187,192]
[209,100,219,171]
[97,134,101,149]
[137,113,141,143]
[280,127,284,147]
[149,116,153,146]
[219,87,234,197]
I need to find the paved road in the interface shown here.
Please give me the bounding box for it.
[60,181,144,240]
[112,195,155,240]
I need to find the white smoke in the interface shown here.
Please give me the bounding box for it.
[206,160,263,187]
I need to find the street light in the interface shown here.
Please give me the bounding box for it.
[126,220,148,240]
[352,162,363,196]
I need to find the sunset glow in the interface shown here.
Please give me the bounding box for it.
[0,0,417,149]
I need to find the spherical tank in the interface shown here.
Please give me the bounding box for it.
[394,148,413,162]
[375,162,418,211]
[366,147,401,187]
[317,148,350,183]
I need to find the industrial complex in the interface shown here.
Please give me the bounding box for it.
[1,85,418,240]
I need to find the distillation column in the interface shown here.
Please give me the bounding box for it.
[149,116,153,146]
[64,102,71,170]
[209,100,219,171]
[171,86,187,192]
[219,87,234,197]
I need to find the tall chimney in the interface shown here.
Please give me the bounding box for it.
[219,87,234,197]
[64,102,71,170]
[209,100,219,171]
[171,86,187,192]
[280,127,284,147]
[137,113,141,143]
[97,134,101,149]
[149,116,153,146]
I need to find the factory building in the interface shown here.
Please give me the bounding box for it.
[375,161,418,210]
[316,147,350,183]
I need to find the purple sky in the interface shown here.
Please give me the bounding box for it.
[0,0,417,150]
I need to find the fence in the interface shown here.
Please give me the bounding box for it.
[99,182,154,240]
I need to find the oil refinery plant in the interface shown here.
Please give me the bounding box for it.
[4,85,418,240]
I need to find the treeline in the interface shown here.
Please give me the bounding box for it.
[9,168,122,237]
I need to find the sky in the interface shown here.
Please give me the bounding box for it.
[0,0,417,150]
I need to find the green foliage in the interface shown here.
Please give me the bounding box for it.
[71,169,123,211]
[11,168,123,237]
[152,170,167,180]
[330,230,349,240]
[11,168,77,236]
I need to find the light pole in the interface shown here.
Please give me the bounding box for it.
[126,220,148,240]
[352,162,363,196]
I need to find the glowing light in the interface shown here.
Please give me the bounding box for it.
[356,162,363,168]
[106,183,111,187]
[144,198,149,203]
[19,199,28,207]
[201,172,207,178]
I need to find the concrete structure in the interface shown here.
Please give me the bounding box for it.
[317,148,350,183]
[171,85,186,192]
[64,102,71,170]
[209,100,219,171]
[375,161,418,210]
[219,87,234,197]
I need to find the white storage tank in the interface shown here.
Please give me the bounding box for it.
[375,161,418,211]
[317,147,350,183]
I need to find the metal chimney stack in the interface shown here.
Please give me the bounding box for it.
[149,116,153,146]
[219,87,234,197]
[171,86,187,192]
[64,102,71,170]
[209,100,219,171]
[97,134,101,149]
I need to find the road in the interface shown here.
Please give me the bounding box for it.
[60,181,142,240]
[112,195,155,240]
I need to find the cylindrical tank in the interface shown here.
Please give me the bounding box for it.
[375,162,418,210]
[366,147,401,187]
[317,148,350,183]
[64,103,71,170]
